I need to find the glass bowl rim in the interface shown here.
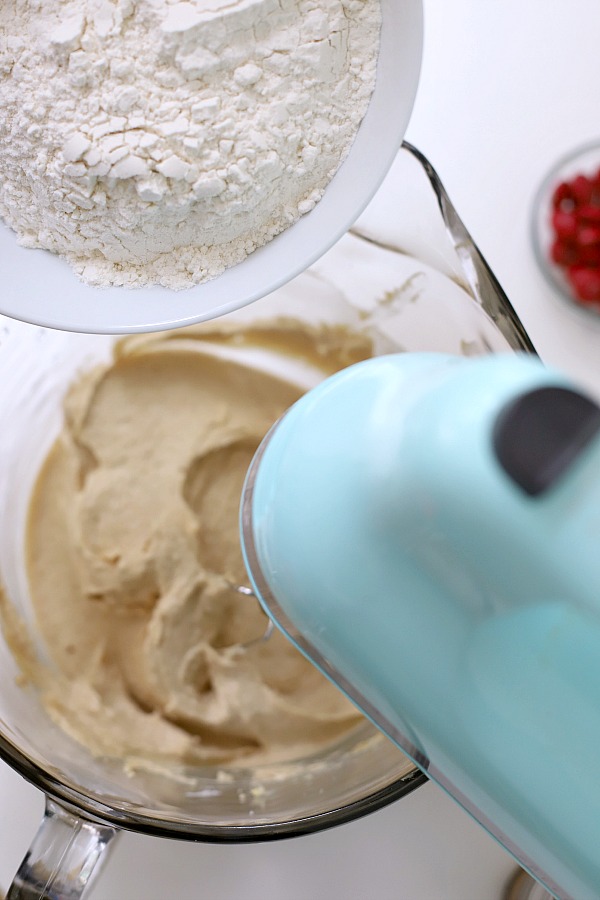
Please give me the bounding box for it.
[0,727,427,842]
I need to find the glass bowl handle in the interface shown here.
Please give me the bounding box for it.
[351,141,537,355]
[6,798,118,899]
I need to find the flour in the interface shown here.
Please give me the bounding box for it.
[0,0,380,290]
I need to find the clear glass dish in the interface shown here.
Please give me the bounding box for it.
[0,144,534,899]
[531,140,600,321]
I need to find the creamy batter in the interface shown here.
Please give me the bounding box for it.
[24,323,373,767]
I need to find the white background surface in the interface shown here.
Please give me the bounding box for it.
[2,1,599,897]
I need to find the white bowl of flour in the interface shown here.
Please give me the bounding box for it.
[0,0,422,333]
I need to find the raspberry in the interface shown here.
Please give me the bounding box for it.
[552,210,578,239]
[552,181,575,210]
[578,204,600,223]
[571,174,594,205]
[577,244,600,266]
[577,224,600,246]
[567,266,600,304]
[550,239,578,266]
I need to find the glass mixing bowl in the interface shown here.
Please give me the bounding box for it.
[0,145,534,899]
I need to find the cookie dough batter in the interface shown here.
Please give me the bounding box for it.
[25,324,372,766]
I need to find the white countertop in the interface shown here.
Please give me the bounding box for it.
[1,1,598,897]
[407,0,600,401]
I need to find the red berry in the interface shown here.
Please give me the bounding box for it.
[578,203,600,223]
[552,209,578,239]
[550,239,579,266]
[577,244,600,265]
[567,266,600,303]
[577,224,600,247]
[552,181,575,210]
[571,174,594,205]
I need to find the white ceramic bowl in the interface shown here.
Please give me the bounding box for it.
[0,0,423,335]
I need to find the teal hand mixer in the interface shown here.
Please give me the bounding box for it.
[240,351,600,900]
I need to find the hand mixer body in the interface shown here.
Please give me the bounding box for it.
[241,352,600,900]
